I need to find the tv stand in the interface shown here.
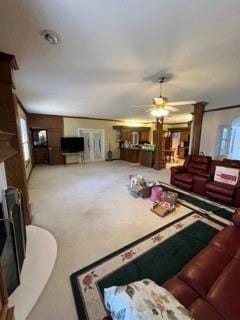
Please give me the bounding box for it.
[62,152,85,165]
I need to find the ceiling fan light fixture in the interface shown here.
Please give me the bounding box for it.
[153,97,164,105]
[150,108,169,117]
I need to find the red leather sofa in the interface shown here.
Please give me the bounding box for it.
[171,157,240,207]
[163,211,240,320]
[104,212,240,320]
[193,159,240,207]
[170,155,212,192]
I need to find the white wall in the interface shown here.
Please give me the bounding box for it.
[200,108,240,158]
[63,117,152,163]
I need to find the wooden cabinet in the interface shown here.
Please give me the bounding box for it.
[180,131,189,143]
[139,150,154,167]
[139,131,150,142]
[120,148,128,161]
[48,128,64,165]
[120,148,139,163]
[179,146,189,159]
[29,115,64,165]
[121,130,132,142]
[33,148,49,164]
[116,127,150,143]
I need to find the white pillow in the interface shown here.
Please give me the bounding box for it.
[104,279,194,320]
[214,166,239,186]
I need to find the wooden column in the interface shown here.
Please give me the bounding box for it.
[153,117,166,170]
[0,52,31,224]
[190,102,207,156]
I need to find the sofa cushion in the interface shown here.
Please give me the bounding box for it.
[207,259,240,320]
[173,180,193,191]
[163,277,199,308]
[210,225,240,257]
[178,244,231,298]
[206,181,235,196]
[205,191,233,204]
[189,299,224,320]
[174,173,194,184]
[188,163,209,175]
[223,158,240,169]
[186,156,211,175]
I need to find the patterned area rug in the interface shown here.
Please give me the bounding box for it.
[71,184,234,320]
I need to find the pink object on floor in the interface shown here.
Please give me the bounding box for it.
[150,186,163,202]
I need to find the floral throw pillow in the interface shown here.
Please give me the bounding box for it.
[104,279,194,320]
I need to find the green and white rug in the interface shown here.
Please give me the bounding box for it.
[70,184,234,320]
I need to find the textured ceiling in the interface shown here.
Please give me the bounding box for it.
[0,0,240,123]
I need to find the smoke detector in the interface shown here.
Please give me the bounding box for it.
[40,30,60,45]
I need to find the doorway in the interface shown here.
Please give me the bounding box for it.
[78,129,105,162]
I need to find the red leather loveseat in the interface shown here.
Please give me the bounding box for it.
[193,158,240,207]
[170,155,212,192]
[163,210,240,320]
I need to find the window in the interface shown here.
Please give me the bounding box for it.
[20,117,30,164]
[216,126,231,159]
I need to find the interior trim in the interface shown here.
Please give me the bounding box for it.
[205,104,240,113]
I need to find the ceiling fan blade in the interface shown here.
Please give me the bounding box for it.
[165,105,179,112]
[130,105,152,108]
[145,107,154,112]
[167,100,196,106]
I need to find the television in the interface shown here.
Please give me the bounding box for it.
[61,137,84,153]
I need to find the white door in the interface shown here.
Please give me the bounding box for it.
[80,130,91,161]
[78,129,105,162]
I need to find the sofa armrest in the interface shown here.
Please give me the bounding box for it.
[193,175,209,196]
[170,166,186,174]
[170,166,187,186]
[232,209,240,227]
[197,172,211,180]
[234,187,240,207]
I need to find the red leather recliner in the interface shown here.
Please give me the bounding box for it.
[206,159,240,207]
[194,159,240,207]
[170,155,212,192]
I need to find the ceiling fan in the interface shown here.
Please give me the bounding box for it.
[131,77,196,118]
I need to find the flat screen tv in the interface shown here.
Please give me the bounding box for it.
[61,137,84,153]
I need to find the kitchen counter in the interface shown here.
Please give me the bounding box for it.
[120,148,140,163]
[139,149,155,167]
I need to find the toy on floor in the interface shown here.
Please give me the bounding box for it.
[151,191,178,217]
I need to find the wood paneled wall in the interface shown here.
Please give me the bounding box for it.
[0,52,31,225]
[28,114,63,129]
[28,114,64,165]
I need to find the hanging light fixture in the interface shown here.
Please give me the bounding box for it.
[150,108,169,117]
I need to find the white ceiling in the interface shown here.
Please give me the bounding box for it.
[0,0,240,123]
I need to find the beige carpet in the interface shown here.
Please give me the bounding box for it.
[27,160,171,320]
